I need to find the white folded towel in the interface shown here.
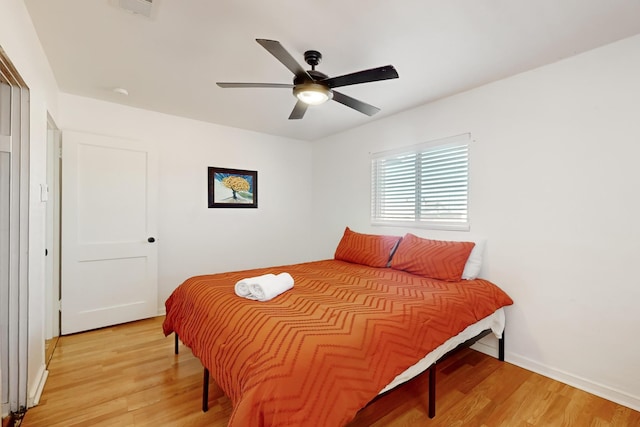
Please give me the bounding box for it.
[234,273,276,300]
[249,272,294,302]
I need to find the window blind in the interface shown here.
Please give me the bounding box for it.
[371,134,470,231]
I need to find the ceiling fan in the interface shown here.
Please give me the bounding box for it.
[216,39,399,120]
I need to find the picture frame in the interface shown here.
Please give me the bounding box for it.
[208,167,258,208]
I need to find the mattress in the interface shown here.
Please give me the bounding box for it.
[380,307,505,394]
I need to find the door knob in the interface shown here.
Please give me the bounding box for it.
[147,237,156,243]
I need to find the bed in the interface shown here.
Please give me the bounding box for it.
[162,229,513,426]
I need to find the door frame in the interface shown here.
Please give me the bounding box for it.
[44,114,61,342]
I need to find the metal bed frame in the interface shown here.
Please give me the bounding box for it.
[174,328,505,419]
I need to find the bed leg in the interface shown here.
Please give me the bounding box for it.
[174,333,179,355]
[202,368,209,412]
[428,364,436,418]
[498,329,505,362]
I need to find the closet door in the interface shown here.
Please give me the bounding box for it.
[0,81,12,414]
[0,77,29,414]
[61,131,158,334]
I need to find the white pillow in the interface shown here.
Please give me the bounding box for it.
[461,239,485,280]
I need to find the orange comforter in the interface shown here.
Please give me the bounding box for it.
[163,260,513,426]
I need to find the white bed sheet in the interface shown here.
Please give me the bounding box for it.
[379,307,506,394]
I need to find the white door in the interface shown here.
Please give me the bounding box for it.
[61,130,158,335]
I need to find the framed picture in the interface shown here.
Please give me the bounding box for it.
[208,167,258,208]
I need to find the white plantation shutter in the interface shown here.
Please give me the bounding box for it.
[371,134,470,231]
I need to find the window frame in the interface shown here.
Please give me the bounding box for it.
[370,133,471,231]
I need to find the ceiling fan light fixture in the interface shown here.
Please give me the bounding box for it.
[294,83,333,105]
[217,39,398,119]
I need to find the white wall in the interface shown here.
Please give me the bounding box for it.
[310,35,640,410]
[0,0,60,410]
[57,94,315,310]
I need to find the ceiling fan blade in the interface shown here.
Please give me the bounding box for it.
[216,82,293,88]
[322,65,398,89]
[288,100,308,120]
[332,91,380,116]
[256,39,312,80]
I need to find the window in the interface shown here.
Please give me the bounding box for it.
[371,134,470,231]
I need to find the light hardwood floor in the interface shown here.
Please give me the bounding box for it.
[23,316,639,427]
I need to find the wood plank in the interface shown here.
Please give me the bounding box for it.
[22,316,640,426]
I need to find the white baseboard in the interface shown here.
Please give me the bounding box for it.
[507,352,640,412]
[28,364,49,408]
[469,336,639,412]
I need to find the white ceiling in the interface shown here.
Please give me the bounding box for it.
[24,0,640,141]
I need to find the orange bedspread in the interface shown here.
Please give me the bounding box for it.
[163,260,513,426]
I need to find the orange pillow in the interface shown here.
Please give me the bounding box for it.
[334,227,401,268]
[390,233,475,281]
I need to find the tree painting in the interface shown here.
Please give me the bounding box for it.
[209,167,257,208]
[221,175,250,200]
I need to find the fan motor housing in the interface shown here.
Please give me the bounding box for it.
[294,70,328,85]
